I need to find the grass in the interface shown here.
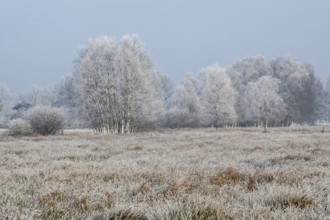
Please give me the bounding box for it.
[0,127,329,219]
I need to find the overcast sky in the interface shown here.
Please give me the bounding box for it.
[0,0,329,93]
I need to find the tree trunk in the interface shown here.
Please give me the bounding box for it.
[263,118,268,133]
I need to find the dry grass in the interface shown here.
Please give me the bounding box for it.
[0,127,330,219]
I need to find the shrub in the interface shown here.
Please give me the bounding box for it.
[8,118,32,136]
[27,106,64,135]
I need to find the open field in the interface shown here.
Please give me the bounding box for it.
[0,127,330,219]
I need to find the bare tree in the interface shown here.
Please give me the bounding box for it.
[244,76,286,132]
[74,35,161,133]
[324,78,330,123]
[149,72,172,128]
[225,56,321,126]
[226,56,272,124]
[54,75,86,128]
[271,57,319,124]
[0,84,14,127]
[0,84,11,113]
[117,35,155,133]
[201,65,237,129]
[75,35,116,133]
[19,85,57,107]
[166,73,205,128]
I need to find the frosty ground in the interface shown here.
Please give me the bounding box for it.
[0,127,329,219]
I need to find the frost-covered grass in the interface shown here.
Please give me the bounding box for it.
[0,127,329,219]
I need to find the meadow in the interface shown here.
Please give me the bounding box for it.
[0,127,329,219]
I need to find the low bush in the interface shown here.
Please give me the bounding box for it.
[27,106,64,135]
[8,119,32,136]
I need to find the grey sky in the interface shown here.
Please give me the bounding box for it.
[0,0,329,93]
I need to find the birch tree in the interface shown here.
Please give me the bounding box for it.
[324,78,330,122]
[19,85,57,107]
[226,56,272,123]
[244,75,286,132]
[150,72,172,128]
[117,35,154,133]
[74,36,118,132]
[0,84,13,126]
[201,65,237,128]
[55,75,85,128]
[271,57,318,124]
[0,84,11,113]
[74,35,159,133]
[166,73,205,128]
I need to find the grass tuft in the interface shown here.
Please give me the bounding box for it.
[266,195,315,210]
[247,171,275,191]
[156,200,233,220]
[168,179,199,196]
[138,182,150,195]
[209,167,245,187]
[107,209,148,220]
[74,195,89,211]
[39,191,64,209]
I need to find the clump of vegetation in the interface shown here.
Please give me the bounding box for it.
[209,167,246,187]
[247,171,275,191]
[167,179,199,196]
[270,154,312,164]
[8,118,32,136]
[27,106,64,135]
[266,195,315,210]
[154,200,233,220]
[107,209,148,220]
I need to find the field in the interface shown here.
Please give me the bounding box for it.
[0,127,330,219]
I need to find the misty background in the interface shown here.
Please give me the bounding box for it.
[0,0,329,92]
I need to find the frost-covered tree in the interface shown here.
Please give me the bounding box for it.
[54,75,86,128]
[0,84,11,113]
[117,35,156,132]
[74,35,162,133]
[323,78,330,122]
[166,73,205,128]
[228,56,271,86]
[73,36,119,132]
[226,56,321,125]
[19,85,57,107]
[227,56,272,123]
[201,65,237,128]
[313,77,324,122]
[271,57,319,124]
[0,84,14,127]
[55,75,75,108]
[150,72,172,128]
[244,75,286,132]
[11,85,58,121]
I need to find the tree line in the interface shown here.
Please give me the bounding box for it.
[1,34,330,133]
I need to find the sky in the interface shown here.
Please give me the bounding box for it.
[0,0,329,93]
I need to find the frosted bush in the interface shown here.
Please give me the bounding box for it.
[27,106,64,135]
[8,119,32,136]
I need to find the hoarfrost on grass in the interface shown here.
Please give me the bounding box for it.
[0,127,329,219]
